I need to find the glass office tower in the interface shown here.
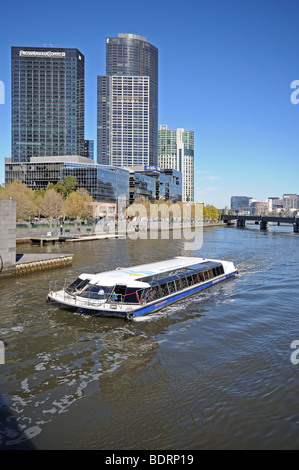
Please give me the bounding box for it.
[97,33,158,168]
[11,47,85,162]
[158,125,194,202]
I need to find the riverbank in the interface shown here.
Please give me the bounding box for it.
[16,221,226,244]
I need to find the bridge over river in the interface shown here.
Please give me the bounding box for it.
[221,214,299,232]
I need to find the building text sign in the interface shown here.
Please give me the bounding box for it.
[19,50,66,58]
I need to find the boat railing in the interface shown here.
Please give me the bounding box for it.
[49,280,75,301]
[49,280,117,307]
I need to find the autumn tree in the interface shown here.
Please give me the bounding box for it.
[41,188,65,223]
[33,189,46,220]
[0,180,36,221]
[64,188,93,222]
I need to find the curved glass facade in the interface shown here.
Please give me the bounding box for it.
[97,34,158,168]
[5,157,129,205]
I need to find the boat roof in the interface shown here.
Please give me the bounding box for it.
[79,257,227,288]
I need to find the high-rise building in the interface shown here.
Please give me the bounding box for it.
[11,46,85,162]
[84,139,94,160]
[158,125,194,202]
[97,33,158,168]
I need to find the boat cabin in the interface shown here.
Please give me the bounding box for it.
[64,261,225,305]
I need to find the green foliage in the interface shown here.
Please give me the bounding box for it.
[63,176,78,196]
[54,181,67,197]
[203,204,219,220]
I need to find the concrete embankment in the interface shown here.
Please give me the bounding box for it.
[16,221,225,244]
[15,253,73,275]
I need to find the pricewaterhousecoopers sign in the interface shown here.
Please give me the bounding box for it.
[19,50,66,58]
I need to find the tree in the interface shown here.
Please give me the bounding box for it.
[0,180,36,221]
[34,189,46,220]
[54,181,67,197]
[46,182,55,191]
[63,176,78,196]
[64,188,93,222]
[41,188,65,221]
[203,204,219,220]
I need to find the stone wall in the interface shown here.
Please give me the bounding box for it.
[0,200,16,276]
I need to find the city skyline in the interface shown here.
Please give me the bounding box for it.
[0,0,299,208]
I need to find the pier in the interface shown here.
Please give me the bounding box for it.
[221,214,299,232]
[30,236,68,245]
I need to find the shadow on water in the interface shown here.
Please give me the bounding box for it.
[0,398,36,449]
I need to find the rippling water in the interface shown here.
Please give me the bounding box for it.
[1,224,299,449]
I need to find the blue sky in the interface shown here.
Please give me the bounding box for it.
[0,0,298,208]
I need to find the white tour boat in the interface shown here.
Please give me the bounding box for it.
[47,256,238,320]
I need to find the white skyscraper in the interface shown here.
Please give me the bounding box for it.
[158,125,194,202]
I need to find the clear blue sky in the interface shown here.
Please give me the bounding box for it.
[0,0,298,208]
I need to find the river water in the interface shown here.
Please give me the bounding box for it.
[0,224,299,450]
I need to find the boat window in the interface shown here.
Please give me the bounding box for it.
[156,272,168,280]
[66,278,90,294]
[122,287,144,303]
[216,266,224,276]
[159,282,169,297]
[139,289,148,303]
[175,278,182,290]
[145,282,161,302]
[186,275,194,286]
[138,262,225,285]
[141,275,153,283]
[204,271,209,281]
[111,284,127,302]
[181,277,188,289]
[78,285,113,300]
[167,280,176,293]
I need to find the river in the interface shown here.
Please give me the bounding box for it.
[0,224,299,450]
